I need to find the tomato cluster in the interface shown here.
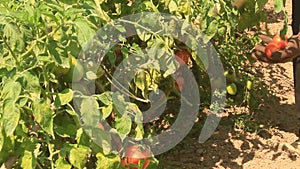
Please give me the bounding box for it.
[265,34,288,58]
[121,145,152,169]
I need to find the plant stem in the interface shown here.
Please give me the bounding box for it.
[1,35,20,66]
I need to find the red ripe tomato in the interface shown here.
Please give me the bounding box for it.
[175,76,184,92]
[123,145,151,169]
[97,122,105,130]
[121,158,128,167]
[272,34,288,49]
[265,42,280,59]
[115,45,122,55]
[175,49,190,66]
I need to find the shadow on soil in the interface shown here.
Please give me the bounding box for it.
[157,63,300,168]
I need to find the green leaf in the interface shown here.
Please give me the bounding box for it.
[203,20,219,43]
[80,97,101,127]
[143,1,159,12]
[1,80,21,101]
[33,100,54,136]
[3,22,24,50]
[112,93,127,114]
[2,99,20,136]
[256,0,268,10]
[74,18,96,47]
[127,103,143,123]
[134,71,150,98]
[54,123,77,138]
[55,157,72,169]
[136,28,151,42]
[86,71,98,80]
[96,153,120,169]
[168,0,178,12]
[94,0,111,22]
[101,104,112,119]
[115,25,126,33]
[274,0,284,13]
[134,71,147,97]
[280,11,288,37]
[0,129,3,151]
[21,150,36,169]
[96,92,112,106]
[69,146,89,169]
[90,127,112,154]
[135,122,144,140]
[21,71,40,92]
[55,88,73,107]
[115,114,131,138]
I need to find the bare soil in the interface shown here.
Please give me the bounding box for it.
[158,0,300,168]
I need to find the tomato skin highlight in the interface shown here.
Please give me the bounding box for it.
[272,34,288,49]
[265,42,280,58]
[123,145,151,169]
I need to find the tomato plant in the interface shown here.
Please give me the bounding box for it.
[0,0,286,168]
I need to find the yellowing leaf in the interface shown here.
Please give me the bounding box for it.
[55,88,73,106]
[1,80,21,101]
[96,153,120,169]
[55,157,72,169]
[33,100,54,137]
[101,104,112,119]
[80,97,101,127]
[69,146,89,169]
[2,99,20,136]
[21,150,36,169]
[0,128,4,151]
[168,0,178,12]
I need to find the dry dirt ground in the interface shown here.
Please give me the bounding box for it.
[158,0,300,168]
